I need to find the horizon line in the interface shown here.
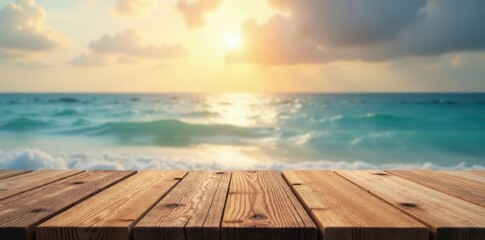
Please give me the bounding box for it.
[0,91,484,94]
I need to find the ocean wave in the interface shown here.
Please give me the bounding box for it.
[180,110,219,117]
[53,109,79,117]
[71,118,91,127]
[318,113,411,128]
[397,99,461,105]
[362,99,485,106]
[74,119,264,145]
[57,97,81,103]
[0,117,52,131]
[0,148,483,170]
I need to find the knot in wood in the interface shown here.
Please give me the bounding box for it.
[31,208,47,213]
[400,203,417,208]
[252,214,266,220]
[72,181,85,185]
[215,172,225,174]
[166,204,179,209]
[120,218,135,222]
[374,173,388,176]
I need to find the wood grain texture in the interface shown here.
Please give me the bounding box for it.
[387,170,485,207]
[0,170,84,200]
[134,171,231,240]
[283,170,428,240]
[0,170,31,180]
[0,170,135,240]
[442,171,485,184]
[221,171,317,240]
[37,170,187,240]
[337,170,485,240]
[468,170,485,178]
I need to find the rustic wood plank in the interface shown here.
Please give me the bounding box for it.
[283,170,429,240]
[337,170,485,240]
[0,170,84,201]
[386,170,485,207]
[466,170,485,178]
[0,170,135,240]
[37,170,188,240]
[0,170,31,180]
[221,171,317,240]
[134,171,231,240]
[442,171,485,183]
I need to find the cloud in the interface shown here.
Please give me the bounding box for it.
[177,0,222,28]
[83,0,98,7]
[451,55,462,68]
[272,0,427,47]
[0,0,69,56]
[227,0,485,65]
[69,52,110,67]
[89,29,187,58]
[70,29,187,66]
[114,0,157,16]
[9,60,53,68]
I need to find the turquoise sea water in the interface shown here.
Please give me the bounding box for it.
[0,93,484,170]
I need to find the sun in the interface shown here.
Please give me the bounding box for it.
[227,34,243,49]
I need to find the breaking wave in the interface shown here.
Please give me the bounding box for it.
[0,148,483,170]
[71,119,267,146]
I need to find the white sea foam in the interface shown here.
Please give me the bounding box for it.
[1,148,483,171]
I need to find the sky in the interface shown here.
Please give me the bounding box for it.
[0,0,484,92]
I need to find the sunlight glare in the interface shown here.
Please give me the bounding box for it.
[227,34,243,49]
[206,93,277,127]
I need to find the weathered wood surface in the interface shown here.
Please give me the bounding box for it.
[134,171,231,240]
[221,171,317,240]
[283,170,429,240]
[337,170,485,240]
[0,170,83,201]
[387,170,485,207]
[0,169,483,240]
[465,170,485,178]
[37,170,187,240]
[0,170,31,180]
[0,171,135,240]
[441,170,485,184]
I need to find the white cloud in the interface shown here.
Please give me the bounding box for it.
[177,0,222,28]
[114,0,157,16]
[70,29,188,66]
[68,52,110,67]
[0,0,69,57]
[89,29,187,58]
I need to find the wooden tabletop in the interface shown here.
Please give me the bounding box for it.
[0,169,483,240]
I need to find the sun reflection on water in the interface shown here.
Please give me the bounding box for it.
[205,93,279,127]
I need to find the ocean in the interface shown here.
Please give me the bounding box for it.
[0,93,484,170]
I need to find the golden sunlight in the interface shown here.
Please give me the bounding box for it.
[226,34,243,49]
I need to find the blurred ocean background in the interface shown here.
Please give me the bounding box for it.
[0,93,484,170]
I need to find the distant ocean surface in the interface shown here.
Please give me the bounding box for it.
[0,93,484,170]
